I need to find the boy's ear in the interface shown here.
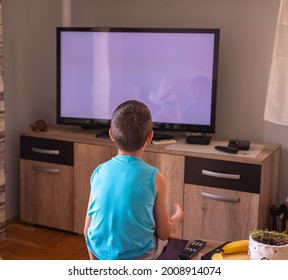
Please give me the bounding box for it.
[147,130,154,144]
[109,129,115,142]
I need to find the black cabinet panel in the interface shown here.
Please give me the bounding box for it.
[20,136,73,166]
[185,157,261,193]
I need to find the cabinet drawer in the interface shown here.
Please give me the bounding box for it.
[20,136,73,166]
[184,157,261,193]
[183,184,259,241]
[20,160,74,231]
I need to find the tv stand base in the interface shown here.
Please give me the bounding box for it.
[186,135,211,145]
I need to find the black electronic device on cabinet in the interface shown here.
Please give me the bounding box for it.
[228,139,250,150]
[186,135,211,145]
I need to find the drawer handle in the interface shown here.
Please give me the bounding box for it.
[32,165,59,174]
[201,191,240,203]
[32,147,60,155]
[202,169,240,180]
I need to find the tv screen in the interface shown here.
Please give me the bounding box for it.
[57,27,220,134]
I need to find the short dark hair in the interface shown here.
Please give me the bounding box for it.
[111,100,152,152]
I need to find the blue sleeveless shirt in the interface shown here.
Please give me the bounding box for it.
[86,155,159,260]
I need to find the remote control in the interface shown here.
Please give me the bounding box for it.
[152,134,174,141]
[152,139,177,145]
[215,145,239,154]
[178,240,207,260]
[201,241,230,260]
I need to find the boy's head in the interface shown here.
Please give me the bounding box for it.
[110,100,153,152]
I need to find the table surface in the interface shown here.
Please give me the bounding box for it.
[190,239,250,260]
[190,239,223,260]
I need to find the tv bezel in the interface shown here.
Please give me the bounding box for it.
[56,27,220,134]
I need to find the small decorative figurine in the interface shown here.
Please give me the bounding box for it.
[30,119,47,132]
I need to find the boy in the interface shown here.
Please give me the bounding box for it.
[84,100,184,260]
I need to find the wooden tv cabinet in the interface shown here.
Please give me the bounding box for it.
[20,126,280,241]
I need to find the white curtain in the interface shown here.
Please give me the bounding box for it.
[264,0,288,125]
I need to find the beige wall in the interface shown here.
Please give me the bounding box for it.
[3,0,62,218]
[3,0,287,219]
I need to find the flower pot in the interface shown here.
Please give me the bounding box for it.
[248,235,288,260]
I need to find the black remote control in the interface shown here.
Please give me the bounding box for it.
[215,145,239,154]
[178,240,207,260]
[201,241,230,260]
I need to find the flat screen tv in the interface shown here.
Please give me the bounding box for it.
[57,27,220,135]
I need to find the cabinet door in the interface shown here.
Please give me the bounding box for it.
[74,144,185,235]
[74,143,117,234]
[183,184,259,242]
[20,159,74,231]
[143,152,185,217]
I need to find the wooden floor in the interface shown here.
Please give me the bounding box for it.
[0,217,89,260]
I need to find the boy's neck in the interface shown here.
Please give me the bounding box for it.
[118,147,145,158]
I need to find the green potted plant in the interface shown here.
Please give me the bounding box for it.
[249,229,288,260]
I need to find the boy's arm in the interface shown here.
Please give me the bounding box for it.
[154,171,170,240]
[84,193,98,259]
[84,193,92,237]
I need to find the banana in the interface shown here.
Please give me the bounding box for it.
[222,239,249,254]
[211,252,223,260]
